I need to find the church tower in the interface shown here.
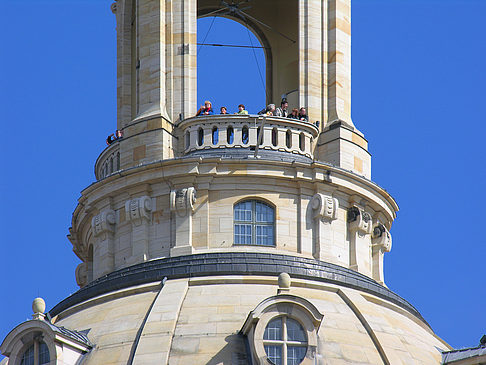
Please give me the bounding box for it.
[1,1,452,364]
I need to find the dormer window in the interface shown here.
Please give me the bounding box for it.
[241,294,323,365]
[20,340,50,365]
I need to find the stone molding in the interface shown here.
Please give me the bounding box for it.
[125,196,152,224]
[170,187,196,216]
[91,210,116,237]
[311,193,338,220]
[48,252,428,327]
[372,223,392,252]
[347,206,373,235]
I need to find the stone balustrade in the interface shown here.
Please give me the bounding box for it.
[95,141,120,180]
[179,115,319,159]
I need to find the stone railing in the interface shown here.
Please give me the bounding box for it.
[178,115,319,158]
[95,141,120,180]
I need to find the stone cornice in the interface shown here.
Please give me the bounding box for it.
[47,252,428,328]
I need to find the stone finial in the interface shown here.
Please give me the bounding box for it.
[311,193,339,220]
[32,297,46,320]
[277,273,291,294]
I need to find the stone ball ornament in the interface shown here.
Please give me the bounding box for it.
[278,272,291,289]
[32,297,46,315]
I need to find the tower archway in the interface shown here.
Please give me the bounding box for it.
[197,0,299,111]
[196,15,269,113]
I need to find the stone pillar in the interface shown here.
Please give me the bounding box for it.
[371,223,392,285]
[91,210,116,279]
[167,0,197,121]
[299,0,326,125]
[125,196,153,264]
[170,187,196,256]
[136,0,168,120]
[311,193,339,260]
[327,0,352,128]
[347,206,373,276]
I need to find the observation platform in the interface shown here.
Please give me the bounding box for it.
[95,114,319,180]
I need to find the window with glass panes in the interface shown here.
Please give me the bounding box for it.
[234,200,275,246]
[20,341,50,365]
[263,316,308,365]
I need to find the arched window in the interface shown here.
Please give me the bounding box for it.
[185,131,190,149]
[299,133,305,151]
[286,130,292,148]
[234,200,274,246]
[227,126,234,144]
[20,341,50,365]
[197,127,204,146]
[272,127,278,147]
[241,295,323,365]
[109,157,114,174]
[116,152,120,171]
[212,126,219,145]
[242,126,249,145]
[264,317,307,365]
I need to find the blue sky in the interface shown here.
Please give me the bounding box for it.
[1,0,485,358]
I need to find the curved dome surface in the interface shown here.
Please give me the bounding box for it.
[45,253,450,365]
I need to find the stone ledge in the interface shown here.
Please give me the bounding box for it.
[49,253,426,327]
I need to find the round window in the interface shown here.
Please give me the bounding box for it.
[263,316,307,365]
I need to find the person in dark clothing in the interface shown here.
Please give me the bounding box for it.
[298,107,309,122]
[288,108,299,119]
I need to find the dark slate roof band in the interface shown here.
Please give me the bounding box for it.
[48,252,428,327]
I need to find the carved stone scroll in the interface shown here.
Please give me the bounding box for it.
[75,263,88,288]
[371,223,392,285]
[347,206,373,275]
[125,196,154,264]
[347,206,373,235]
[170,187,197,256]
[170,187,196,216]
[372,223,392,252]
[311,193,338,260]
[91,210,116,280]
[91,210,116,237]
[311,193,338,220]
[125,196,153,224]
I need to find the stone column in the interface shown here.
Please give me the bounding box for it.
[299,0,326,124]
[327,0,352,128]
[347,206,373,276]
[167,0,197,121]
[310,193,339,260]
[170,187,196,256]
[136,0,168,120]
[371,223,392,285]
[125,196,153,264]
[91,210,116,279]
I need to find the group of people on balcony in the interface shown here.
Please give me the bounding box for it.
[106,129,124,145]
[195,99,309,122]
